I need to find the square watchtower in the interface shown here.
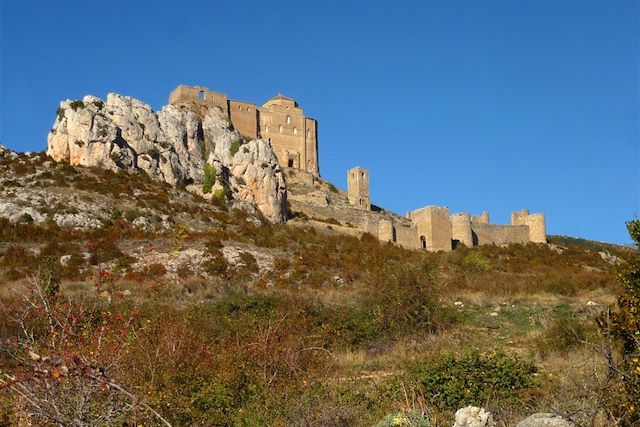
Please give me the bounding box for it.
[347,166,370,210]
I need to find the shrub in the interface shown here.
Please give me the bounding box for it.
[239,252,258,273]
[230,140,241,156]
[56,106,65,121]
[124,209,141,222]
[412,349,537,412]
[212,189,227,207]
[203,163,216,194]
[534,312,587,356]
[69,100,85,111]
[204,240,228,276]
[463,251,490,273]
[598,219,640,423]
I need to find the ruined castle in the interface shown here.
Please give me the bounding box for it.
[348,166,547,251]
[169,85,319,174]
[170,85,546,251]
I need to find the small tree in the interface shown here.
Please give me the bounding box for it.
[598,220,640,424]
[202,163,216,194]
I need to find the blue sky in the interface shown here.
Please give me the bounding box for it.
[1,1,638,244]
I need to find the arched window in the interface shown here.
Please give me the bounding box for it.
[286,115,291,124]
[279,125,283,133]
[293,127,297,135]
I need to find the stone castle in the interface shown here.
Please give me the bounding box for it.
[170,85,546,251]
[169,85,319,174]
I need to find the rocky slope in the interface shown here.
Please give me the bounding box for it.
[47,94,287,222]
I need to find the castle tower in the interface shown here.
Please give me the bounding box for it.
[347,166,370,210]
[407,206,452,252]
[511,208,547,243]
[451,212,473,248]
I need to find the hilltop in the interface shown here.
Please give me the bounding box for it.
[0,140,635,425]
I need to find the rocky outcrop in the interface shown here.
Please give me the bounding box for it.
[47,94,287,222]
[0,144,18,160]
[453,407,495,427]
[516,413,575,427]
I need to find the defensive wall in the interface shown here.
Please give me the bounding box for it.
[346,166,547,251]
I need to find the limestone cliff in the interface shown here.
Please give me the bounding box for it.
[47,94,287,222]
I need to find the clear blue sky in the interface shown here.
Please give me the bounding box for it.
[1,1,638,244]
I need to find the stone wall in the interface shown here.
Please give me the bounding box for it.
[471,222,530,246]
[395,223,420,250]
[228,100,258,139]
[169,85,228,115]
[472,211,490,223]
[169,86,319,175]
[408,206,452,252]
[260,95,319,175]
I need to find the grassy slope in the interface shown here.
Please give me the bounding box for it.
[0,156,634,426]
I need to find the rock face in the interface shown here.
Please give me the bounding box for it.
[453,406,495,427]
[47,94,287,222]
[516,413,575,427]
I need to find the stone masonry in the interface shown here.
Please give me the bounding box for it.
[169,85,319,175]
[169,84,546,250]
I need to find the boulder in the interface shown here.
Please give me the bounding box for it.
[453,406,495,427]
[47,94,287,222]
[516,413,575,427]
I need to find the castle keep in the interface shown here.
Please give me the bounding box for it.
[169,85,319,174]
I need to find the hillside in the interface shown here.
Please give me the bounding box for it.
[0,146,635,426]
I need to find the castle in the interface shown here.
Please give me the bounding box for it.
[169,85,546,251]
[169,85,319,174]
[348,166,547,251]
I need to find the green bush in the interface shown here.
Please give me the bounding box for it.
[213,189,227,207]
[124,209,141,222]
[230,140,241,156]
[203,163,216,194]
[412,349,537,411]
[463,251,490,273]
